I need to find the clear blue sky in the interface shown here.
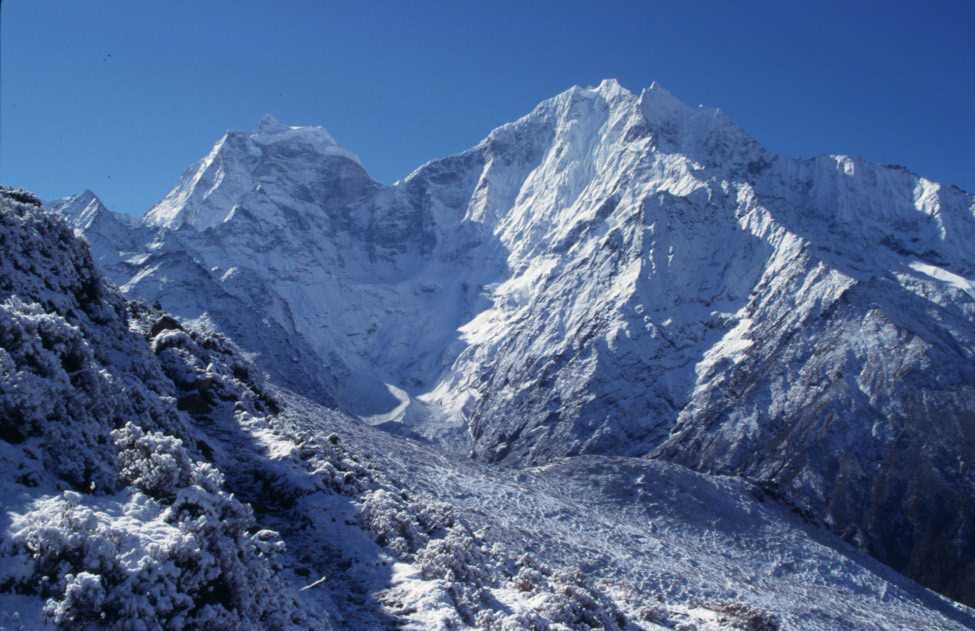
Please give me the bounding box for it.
[2,1,973,214]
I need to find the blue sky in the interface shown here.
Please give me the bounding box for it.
[2,1,973,214]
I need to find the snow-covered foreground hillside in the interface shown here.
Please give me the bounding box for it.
[274,390,975,630]
[3,187,975,629]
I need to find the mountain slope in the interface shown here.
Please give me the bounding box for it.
[7,185,975,629]
[61,80,975,606]
[47,190,150,283]
[0,187,328,628]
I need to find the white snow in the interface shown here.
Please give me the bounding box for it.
[38,76,975,627]
[909,260,975,298]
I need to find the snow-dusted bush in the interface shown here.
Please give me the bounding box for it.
[295,431,371,496]
[308,453,367,495]
[539,570,627,631]
[151,328,198,355]
[709,602,781,630]
[536,569,628,631]
[359,489,422,556]
[358,489,454,557]
[45,572,106,626]
[415,523,487,585]
[486,556,628,631]
[0,186,43,207]
[112,422,196,498]
[414,523,493,623]
[0,296,119,491]
[4,407,295,628]
[474,609,548,631]
[509,553,547,593]
[359,482,636,628]
[5,479,298,629]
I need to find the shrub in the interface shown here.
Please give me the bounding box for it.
[359,489,454,558]
[0,297,118,491]
[44,572,106,626]
[710,602,781,631]
[4,450,296,629]
[112,423,196,498]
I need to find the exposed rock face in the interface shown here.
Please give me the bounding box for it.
[56,81,975,605]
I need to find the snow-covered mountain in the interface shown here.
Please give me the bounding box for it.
[46,190,151,283]
[6,185,975,630]
[58,80,975,608]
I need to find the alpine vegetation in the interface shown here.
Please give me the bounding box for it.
[0,189,310,628]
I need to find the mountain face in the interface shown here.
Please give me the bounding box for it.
[6,186,975,630]
[47,190,150,282]
[58,80,975,606]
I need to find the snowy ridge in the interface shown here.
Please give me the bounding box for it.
[45,190,151,285]
[58,80,975,608]
[144,117,363,231]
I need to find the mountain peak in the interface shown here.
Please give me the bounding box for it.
[144,116,366,230]
[48,189,141,235]
[645,80,670,95]
[245,117,361,164]
[256,113,287,134]
[49,189,107,221]
[640,81,692,116]
[593,78,629,98]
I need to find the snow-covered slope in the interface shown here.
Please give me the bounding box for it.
[78,116,486,429]
[144,115,365,231]
[46,190,149,282]
[5,186,975,629]
[0,187,329,628]
[62,80,975,607]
